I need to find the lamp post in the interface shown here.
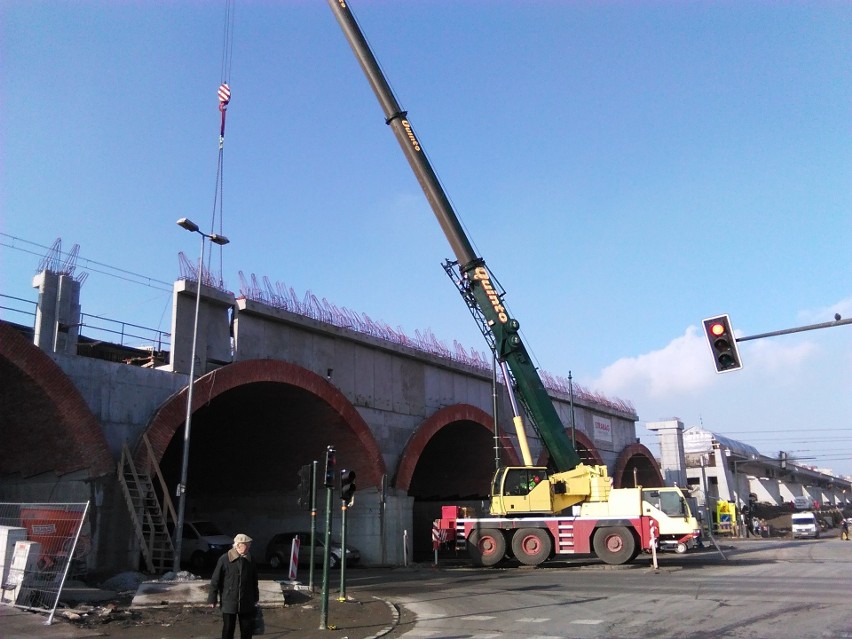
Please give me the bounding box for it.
[728,454,757,503]
[173,217,229,573]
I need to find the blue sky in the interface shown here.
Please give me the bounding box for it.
[2,1,850,476]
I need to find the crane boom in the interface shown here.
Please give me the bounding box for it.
[328,0,581,471]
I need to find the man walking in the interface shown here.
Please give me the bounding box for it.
[209,533,260,639]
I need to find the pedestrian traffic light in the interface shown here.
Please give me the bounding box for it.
[297,463,313,510]
[324,446,336,487]
[702,314,742,373]
[340,469,356,506]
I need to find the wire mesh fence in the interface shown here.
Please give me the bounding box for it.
[0,502,89,623]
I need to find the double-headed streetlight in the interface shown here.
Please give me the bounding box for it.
[173,217,229,573]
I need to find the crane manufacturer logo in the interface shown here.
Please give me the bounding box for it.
[401,120,421,151]
[473,266,508,323]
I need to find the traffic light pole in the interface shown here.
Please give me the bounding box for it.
[308,460,317,592]
[319,446,336,630]
[704,313,850,372]
[337,469,355,601]
[735,315,852,342]
[319,481,333,630]
[338,502,349,601]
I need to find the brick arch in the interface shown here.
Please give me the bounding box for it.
[395,404,521,492]
[144,359,385,486]
[612,442,663,488]
[536,430,604,467]
[0,323,112,477]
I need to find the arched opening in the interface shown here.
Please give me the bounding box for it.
[145,359,385,558]
[613,443,664,488]
[0,323,112,480]
[536,430,604,471]
[396,404,518,560]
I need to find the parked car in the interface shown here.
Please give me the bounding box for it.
[265,532,360,569]
[169,520,233,570]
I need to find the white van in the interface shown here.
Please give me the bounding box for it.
[791,512,820,539]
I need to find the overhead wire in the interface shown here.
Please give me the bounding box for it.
[1,233,172,292]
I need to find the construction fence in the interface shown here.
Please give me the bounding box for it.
[0,502,90,623]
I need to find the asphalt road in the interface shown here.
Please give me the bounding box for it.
[349,537,852,639]
[5,537,849,638]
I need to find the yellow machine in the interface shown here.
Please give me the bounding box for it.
[490,465,700,554]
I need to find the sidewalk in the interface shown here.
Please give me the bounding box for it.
[0,579,400,639]
[0,606,102,639]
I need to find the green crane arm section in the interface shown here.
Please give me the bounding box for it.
[328,0,581,471]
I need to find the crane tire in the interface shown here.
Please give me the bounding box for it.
[511,528,552,566]
[592,526,636,565]
[467,529,506,567]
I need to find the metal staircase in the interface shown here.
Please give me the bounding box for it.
[118,434,176,573]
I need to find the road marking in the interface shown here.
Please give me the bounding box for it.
[518,617,550,623]
[572,619,605,625]
[463,614,496,621]
[411,612,448,621]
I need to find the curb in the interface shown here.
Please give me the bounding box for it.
[364,596,399,639]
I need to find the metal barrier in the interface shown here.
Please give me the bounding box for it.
[0,502,89,624]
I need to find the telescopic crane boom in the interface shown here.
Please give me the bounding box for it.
[328,0,581,473]
[327,4,701,565]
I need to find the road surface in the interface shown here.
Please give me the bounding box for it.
[350,536,852,639]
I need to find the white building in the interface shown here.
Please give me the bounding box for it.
[655,425,851,511]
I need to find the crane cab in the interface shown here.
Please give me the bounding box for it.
[490,464,613,517]
[490,467,554,516]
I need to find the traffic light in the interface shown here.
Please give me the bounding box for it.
[297,463,313,510]
[324,446,336,487]
[702,314,742,373]
[340,469,356,506]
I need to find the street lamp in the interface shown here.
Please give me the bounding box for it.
[173,217,229,573]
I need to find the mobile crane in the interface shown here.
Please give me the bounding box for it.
[328,0,699,566]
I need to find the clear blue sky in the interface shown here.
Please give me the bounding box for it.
[2,1,850,476]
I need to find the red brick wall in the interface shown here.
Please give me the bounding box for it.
[0,323,113,478]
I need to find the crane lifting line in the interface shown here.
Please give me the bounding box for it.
[218,0,235,141]
[207,0,236,287]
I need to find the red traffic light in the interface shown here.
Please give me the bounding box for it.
[702,314,743,373]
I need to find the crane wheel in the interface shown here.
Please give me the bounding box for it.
[592,526,636,565]
[467,529,506,567]
[511,528,552,566]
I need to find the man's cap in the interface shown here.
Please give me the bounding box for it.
[234,533,253,544]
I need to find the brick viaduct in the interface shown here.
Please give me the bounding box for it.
[0,274,661,572]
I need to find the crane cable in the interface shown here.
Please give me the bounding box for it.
[208,0,236,287]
